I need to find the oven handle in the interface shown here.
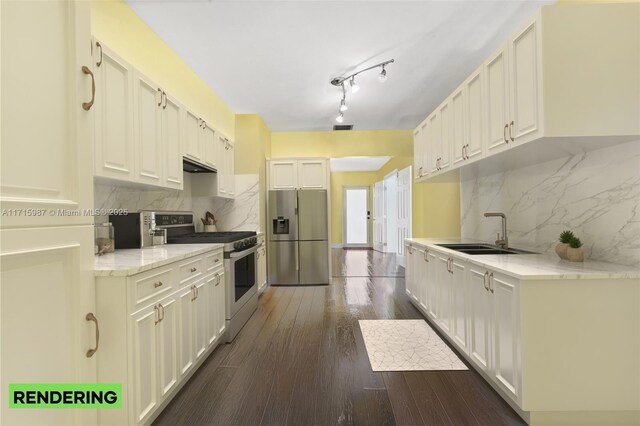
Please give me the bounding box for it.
[228,245,258,259]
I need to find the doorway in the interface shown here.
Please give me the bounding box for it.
[343,187,370,248]
[383,171,398,254]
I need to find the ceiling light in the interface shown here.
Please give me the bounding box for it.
[379,66,387,83]
[349,77,360,93]
[329,58,394,124]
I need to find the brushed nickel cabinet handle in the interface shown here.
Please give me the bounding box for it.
[190,285,196,302]
[159,303,165,322]
[504,123,509,143]
[483,271,489,291]
[157,88,162,106]
[86,313,100,357]
[81,66,95,111]
[509,121,514,142]
[190,267,197,273]
[162,91,167,109]
[489,272,495,293]
[462,145,466,160]
[215,273,221,286]
[154,281,163,288]
[215,258,220,263]
[423,249,429,262]
[195,285,199,299]
[95,41,103,67]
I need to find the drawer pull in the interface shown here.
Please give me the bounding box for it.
[190,285,196,302]
[215,258,220,263]
[154,281,163,288]
[190,267,197,273]
[85,313,100,358]
[215,273,221,286]
[154,305,160,325]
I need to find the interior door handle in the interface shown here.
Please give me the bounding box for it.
[85,313,99,358]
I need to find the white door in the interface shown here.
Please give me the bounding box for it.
[509,16,542,144]
[131,304,158,425]
[270,160,298,190]
[451,87,466,166]
[465,70,484,160]
[485,45,511,154]
[396,166,412,268]
[1,0,94,229]
[372,182,384,252]
[203,124,216,169]
[343,187,370,248]
[92,40,135,183]
[178,287,194,377]
[383,171,398,254]
[469,267,491,371]
[133,71,162,186]
[163,93,183,189]
[183,109,202,163]
[157,295,178,400]
[298,159,326,189]
[491,271,520,400]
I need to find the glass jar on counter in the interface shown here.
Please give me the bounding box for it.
[95,222,115,255]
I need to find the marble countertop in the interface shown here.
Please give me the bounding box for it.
[94,244,224,277]
[405,238,640,280]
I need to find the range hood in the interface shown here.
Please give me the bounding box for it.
[183,158,216,173]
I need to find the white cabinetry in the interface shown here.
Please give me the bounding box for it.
[184,110,204,163]
[133,71,163,186]
[268,158,328,190]
[95,248,225,425]
[1,2,97,426]
[464,69,484,161]
[216,135,235,198]
[256,244,267,293]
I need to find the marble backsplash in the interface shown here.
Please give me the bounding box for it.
[95,173,260,232]
[460,140,640,267]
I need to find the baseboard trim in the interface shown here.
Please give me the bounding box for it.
[331,244,343,249]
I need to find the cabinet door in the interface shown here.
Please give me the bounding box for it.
[465,70,484,160]
[133,71,162,185]
[491,271,520,400]
[509,16,542,144]
[215,136,227,195]
[451,259,468,353]
[1,0,94,228]
[216,271,227,337]
[437,256,452,335]
[163,94,183,190]
[203,124,216,169]
[227,142,235,197]
[420,121,430,178]
[469,267,491,371]
[92,41,135,183]
[131,305,158,425]
[157,295,178,400]
[178,287,194,377]
[270,160,298,190]
[451,87,466,166]
[426,252,440,321]
[439,101,451,170]
[405,246,415,299]
[183,110,202,163]
[413,128,423,179]
[485,45,511,154]
[206,273,220,346]
[428,112,440,174]
[298,159,326,189]
[193,280,208,361]
[0,226,97,426]
[417,249,431,312]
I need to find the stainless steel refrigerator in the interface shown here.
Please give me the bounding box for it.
[267,190,329,285]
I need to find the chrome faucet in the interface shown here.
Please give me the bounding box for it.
[484,212,508,249]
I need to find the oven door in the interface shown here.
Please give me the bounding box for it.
[225,245,258,319]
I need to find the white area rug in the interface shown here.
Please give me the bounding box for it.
[359,319,468,371]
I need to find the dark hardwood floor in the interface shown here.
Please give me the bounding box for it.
[154,249,525,426]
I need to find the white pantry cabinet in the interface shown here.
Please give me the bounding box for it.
[93,41,136,183]
[268,158,328,190]
[95,248,225,425]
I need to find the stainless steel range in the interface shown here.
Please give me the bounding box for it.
[154,211,258,342]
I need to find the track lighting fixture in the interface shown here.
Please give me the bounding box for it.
[330,59,394,124]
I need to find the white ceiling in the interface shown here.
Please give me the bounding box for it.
[126,0,552,132]
[330,156,391,172]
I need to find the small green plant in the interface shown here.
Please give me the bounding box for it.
[569,237,583,248]
[559,230,575,244]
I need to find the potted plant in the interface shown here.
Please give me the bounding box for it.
[566,237,584,262]
[555,230,574,260]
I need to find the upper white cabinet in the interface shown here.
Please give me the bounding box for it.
[162,93,184,190]
[133,71,163,186]
[413,3,640,182]
[268,158,328,190]
[93,41,136,183]
[216,135,235,198]
[184,109,204,164]
[202,122,216,170]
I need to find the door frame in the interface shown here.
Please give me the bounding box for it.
[342,186,371,248]
[382,170,398,253]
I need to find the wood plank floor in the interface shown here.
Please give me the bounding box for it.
[154,249,525,426]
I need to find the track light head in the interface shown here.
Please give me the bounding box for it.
[379,66,387,83]
[340,99,348,112]
[349,77,360,93]
[336,113,344,123]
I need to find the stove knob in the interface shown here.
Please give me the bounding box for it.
[234,241,243,250]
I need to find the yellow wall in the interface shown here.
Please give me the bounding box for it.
[90,0,235,138]
[235,115,272,231]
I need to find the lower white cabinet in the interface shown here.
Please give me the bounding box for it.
[96,248,225,425]
[256,245,267,293]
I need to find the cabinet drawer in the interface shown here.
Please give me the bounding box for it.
[205,250,223,272]
[130,267,173,309]
[178,256,204,286]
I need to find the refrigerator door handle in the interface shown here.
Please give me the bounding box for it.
[295,245,299,271]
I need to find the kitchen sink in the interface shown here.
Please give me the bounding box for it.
[435,243,536,255]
